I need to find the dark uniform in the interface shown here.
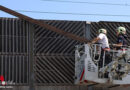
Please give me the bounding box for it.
[116,34,127,50]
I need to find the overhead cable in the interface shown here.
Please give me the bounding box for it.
[16,10,130,17]
[41,0,130,6]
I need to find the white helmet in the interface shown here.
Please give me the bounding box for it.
[117,26,126,34]
[98,29,107,34]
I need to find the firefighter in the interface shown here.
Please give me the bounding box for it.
[113,26,128,50]
[90,28,109,50]
[89,28,110,68]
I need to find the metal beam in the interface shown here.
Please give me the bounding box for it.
[28,23,35,90]
[0,5,89,43]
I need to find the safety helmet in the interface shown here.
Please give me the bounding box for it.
[98,29,107,34]
[117,26,126,34]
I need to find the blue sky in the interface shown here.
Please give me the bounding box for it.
[1,0,130,22]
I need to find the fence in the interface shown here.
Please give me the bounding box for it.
[0,18,29,85]
[0,18,130,90]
